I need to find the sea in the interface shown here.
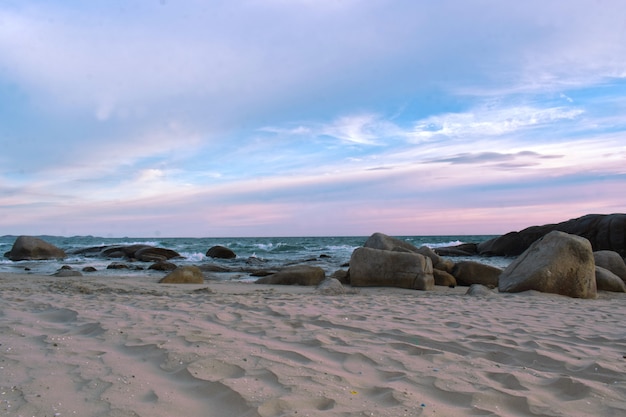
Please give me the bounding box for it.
[0,235,512,281]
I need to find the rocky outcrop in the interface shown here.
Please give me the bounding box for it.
[498,231,597,299]
[452,261,502,287]
[159,266,204,284]
[478,214,626,256]
[593,251,626,284]
[595,266,626,292]
[5,236,66,261]
[349,247,434,290]
[72,244,181,261]
[433,269,457,287]
[255,265,326,286]
[206,245,237,259]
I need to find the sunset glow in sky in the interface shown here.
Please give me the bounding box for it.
[1,1,625,237]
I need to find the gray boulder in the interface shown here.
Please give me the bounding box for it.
[465,284,496,297]
[135,247,181,262]
[6,236,66,261]
[159,266,204,284]
[349,247,434,290]
[255,265,325,286]
[593,250,626,284]
[206,245,237,259]
[595,266,626,292]
[498,231,597,299]
[452,261,502,287]
[363,232,419,253]
[316,278,347,295]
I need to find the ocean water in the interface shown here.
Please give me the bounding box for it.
[0,235,511,280]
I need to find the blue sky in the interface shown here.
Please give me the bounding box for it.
[0,0,625,237]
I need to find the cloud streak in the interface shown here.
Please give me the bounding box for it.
[0,1,625,236]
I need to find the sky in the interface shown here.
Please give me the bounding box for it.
[0,0,625,237]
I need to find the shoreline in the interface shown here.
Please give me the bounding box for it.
[1,272,625,416]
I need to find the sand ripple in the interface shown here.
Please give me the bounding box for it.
[1,274,625,416]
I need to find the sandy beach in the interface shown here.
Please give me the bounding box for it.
[1,272,624,417]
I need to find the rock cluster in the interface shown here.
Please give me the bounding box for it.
[476,213,626,256]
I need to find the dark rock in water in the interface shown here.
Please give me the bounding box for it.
[349,247,434,290]
[595,266,626,292]
[149,261,178,271]
[452,261,502,287]
[135,247,180,262]
[255,265,325,286]
[478,213,626,256]
[6,236,66,261]
[498,231,597,299]
[593,250,626,284]
[363,232,419,253]
[206,245,237,259]
[159,266,204,284]
[82,266,97,273]
[433,243,478,257]
[107,262,130,270]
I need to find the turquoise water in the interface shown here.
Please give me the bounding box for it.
[0,234,509,278]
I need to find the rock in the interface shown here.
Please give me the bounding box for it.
[478,213,626,256]
[159,266,204,284]
[593,251,626,284]
[6,236,66,261]
[434,258,455,273]
[135,247,181,262]
[149,261,178,271]
[465,284,496,297]
[330,269,350,285]
[498,231,597,299]
[595,266,626,292]
[415,246,443,268]
[255,265,325,286]
[102,244,150,259]
[107,262,130,270]
[82,266,97,273]
[452,261,502,287]
[433,269,457,287]
[434,243,479,257]
[363,232,419,252]
[206,245,237,259]
[349,247,434,290]
[316,278,347,295]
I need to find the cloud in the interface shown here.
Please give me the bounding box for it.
[411,105,584,140]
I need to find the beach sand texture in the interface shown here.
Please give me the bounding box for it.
[1,273,625,417]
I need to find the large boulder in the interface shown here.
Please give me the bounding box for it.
[363,232,419,253]
[349,247,434,290]
[452,261,502,287]
[159,266,204,284]
[206,245,237,259]
[478,213,626,256]
[593,251,626,284]
[6,236,66,261]
[255,265,325,286]
[498,231,597,299]
[433,268,457,287]
[595,266,626,292]
[135,247,181,262]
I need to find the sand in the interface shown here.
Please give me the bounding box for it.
[0,272,625,417]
